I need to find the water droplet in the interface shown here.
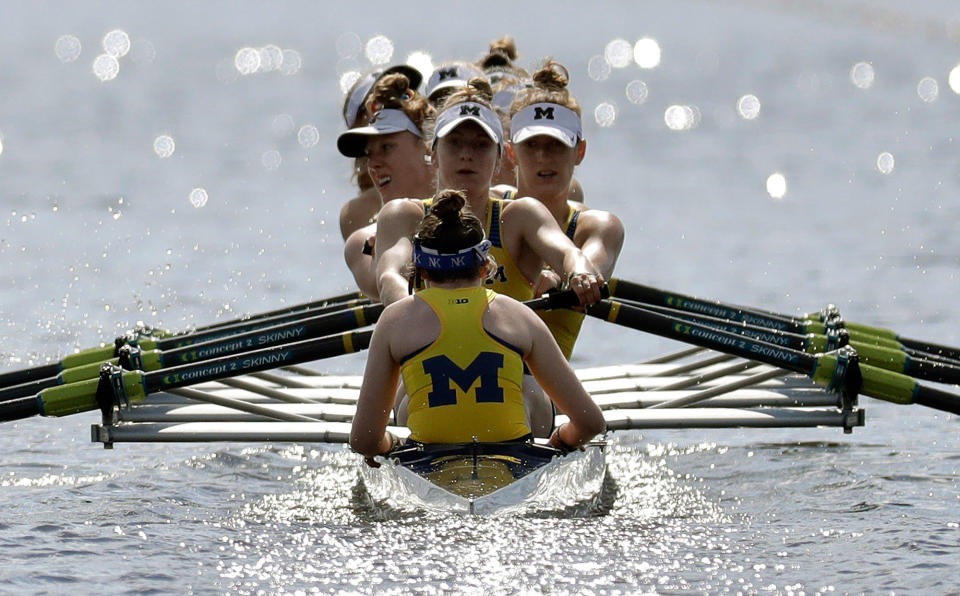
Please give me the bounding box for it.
[850,62,875,89]
[55,34,82,63]
[737,94,761,119]
[365,35,394,65]
[917,77,938,102]
[234,47,261,75]
[594,102,617,127]
[633,38,662,69]
[92,54,120,81]
[949,65,960,94]
[280,49,302,76]
[297,125,320,148]
[189,188,208,208]
[262,150,282,171]
[604,39,633,68]
[335,32,362,58]
[102,29,131,58]
[766,173,787,199]
[153,135,175,158]
[587,55,611,82]
[339,70,362,94]
[625,80,648,104]
[876,152,895,174]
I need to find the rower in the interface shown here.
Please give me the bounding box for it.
[336,73,437,300]
[371,76,606,435]
[349,191,606,463]
[507,60,625,359]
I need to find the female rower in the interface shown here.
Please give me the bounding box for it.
[508,60,625,359]
[349,191,606,462]
[372,77,604,434]
[336,74,436,299]
[338,65,424,240]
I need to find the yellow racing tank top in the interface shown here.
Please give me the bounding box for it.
[421,196,534,301]
[538,205,586,360]
[402,286,530,443]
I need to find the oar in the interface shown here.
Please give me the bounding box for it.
[0,303,385,401]
[0,289,584,423]
[608,278,960,362]
[584,299,960,416]
[0,295,371,389]
[615,300,960,385]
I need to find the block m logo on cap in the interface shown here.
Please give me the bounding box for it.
[460,105,480,116]
[533,106,555,120]
[438,67,458,81]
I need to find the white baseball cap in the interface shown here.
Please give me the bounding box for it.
[510,102,583,148]
[337,109,423,158]
[434,101,503,148]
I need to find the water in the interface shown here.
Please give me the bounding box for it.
[2,1,960,593]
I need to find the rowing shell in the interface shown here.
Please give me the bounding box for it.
[359,441,606,515]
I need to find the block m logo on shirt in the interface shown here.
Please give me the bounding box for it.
[422,352,505,407]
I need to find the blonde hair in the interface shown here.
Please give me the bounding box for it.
[511,59,581,116]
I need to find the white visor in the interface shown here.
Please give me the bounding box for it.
[434,101,503,148]
[337,109,423,158]
[425,63,485,100]
[343,72,378,128]
[510,103,582,148]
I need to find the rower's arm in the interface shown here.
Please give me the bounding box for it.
[505,198,604,304]
[575,210,624,281]
[373,200,424,305]
[350,312,402,457]
[343,226,380,302]
[522,309,606,446]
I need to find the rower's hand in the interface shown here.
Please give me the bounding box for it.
[363,456,381,468]
[567,272,605,306]
[532,269,562,298]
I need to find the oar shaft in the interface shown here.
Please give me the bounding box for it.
[190,290,366,333]
[0,363,61,390]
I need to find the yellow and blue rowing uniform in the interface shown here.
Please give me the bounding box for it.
[538,205,586,360]
[402,286,530,443]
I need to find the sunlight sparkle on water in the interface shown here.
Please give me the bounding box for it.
[153,135,175,158]
[339,71,362,94]
[625,80,648,104]
[587,55,611,82]
[634,38,661,69]
[258,45,284,72]
[766,173,787,199]
[664,105,699,130]
[850,62,875,89]
[406,51,433,82]
[917,77,938,102]
[365,35,394,66]
[604,39,633,68]
[92,54,120,81]
[102,30,131,58]
[335,32,362,59]
[55,34,82,63]
[737,94,761,119]
[594,102,617,127]
[280,49,302,76]
[272,114,295,137]
[297,125,320,149]
[262,150,282,171]
[949,65,960,94]
[189,188,209,208]
[876,152,895,175]
[235,47,260,75]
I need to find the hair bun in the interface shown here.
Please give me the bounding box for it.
[431,190,467,224]
[532,60,569,92]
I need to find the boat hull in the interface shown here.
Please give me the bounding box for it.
[359,441,606,515]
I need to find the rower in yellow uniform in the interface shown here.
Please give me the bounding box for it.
[350,191,605,460]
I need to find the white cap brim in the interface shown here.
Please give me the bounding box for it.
[337,109,422,157]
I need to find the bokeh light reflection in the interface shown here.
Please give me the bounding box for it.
[625,80,648,104]
[365,35,394,65]
[766,173,787,199]
[92,54,120,81]
[604,39,634,68]
[737,94,761,119]
[102,30,131,58]
[850,61,875,89]
[54,35,82,63]
[594,102,617,127]
[917,77,938,102]
[633,38,662,69]
[876,152,895,175]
